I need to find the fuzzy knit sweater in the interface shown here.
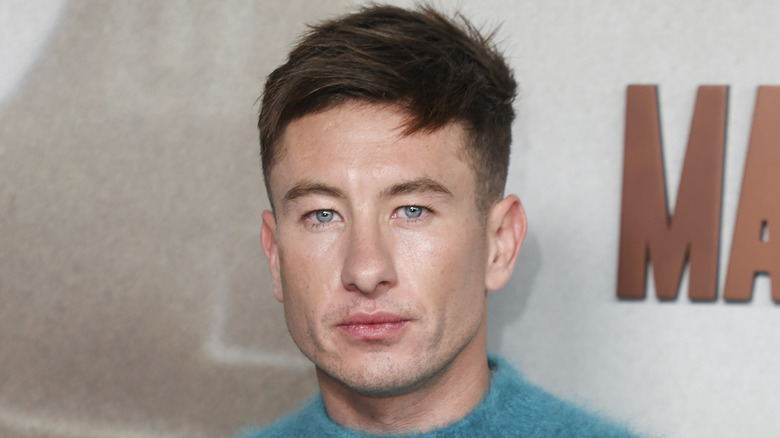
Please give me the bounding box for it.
[237,355,638,437]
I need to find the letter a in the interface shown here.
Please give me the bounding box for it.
[618,85,727,300]
[724,87,780,302]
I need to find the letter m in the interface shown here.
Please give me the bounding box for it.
[617,85,727,300]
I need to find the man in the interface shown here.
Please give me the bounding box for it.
[240,4,638,437]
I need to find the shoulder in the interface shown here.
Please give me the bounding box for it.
[472,355,640,437]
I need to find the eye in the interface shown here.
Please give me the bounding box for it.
[302,209,342,230]
[393,205,433,222]
[402,206,425,219]
[313,209,336,223]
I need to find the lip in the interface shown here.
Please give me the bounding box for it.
[337,312,410,341]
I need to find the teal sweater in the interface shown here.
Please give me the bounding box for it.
[237,355,638,437]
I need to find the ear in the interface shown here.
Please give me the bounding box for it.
[260,210,284,302]
[485,195,527,291]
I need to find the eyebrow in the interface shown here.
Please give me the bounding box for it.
[380,177,454,199]
[281,177,453,207]
[282,181,346,205]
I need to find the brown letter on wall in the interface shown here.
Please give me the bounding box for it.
[618,85,727,300]
[724,86,780,302]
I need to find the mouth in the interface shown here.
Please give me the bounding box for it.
[337,312,410,341]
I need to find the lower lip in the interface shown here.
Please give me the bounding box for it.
[338,321,408,341]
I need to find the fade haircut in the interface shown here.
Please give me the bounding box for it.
[259,4,517,213]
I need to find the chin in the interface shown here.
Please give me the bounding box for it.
[315,349,451,397]
[334,363,433,397]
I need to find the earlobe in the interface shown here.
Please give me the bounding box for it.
[485,195,527,291]
[260,210,284,302]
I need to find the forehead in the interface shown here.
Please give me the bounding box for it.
[268,103,475,201]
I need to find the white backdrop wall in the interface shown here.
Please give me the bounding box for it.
[2,1,778,437]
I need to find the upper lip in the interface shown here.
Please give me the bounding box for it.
[339,312,408,326]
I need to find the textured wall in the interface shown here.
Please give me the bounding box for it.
[0,1,346,437]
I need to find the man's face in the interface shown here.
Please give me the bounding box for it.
[262,102,494,396]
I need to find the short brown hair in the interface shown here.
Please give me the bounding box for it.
[259,4,517,212]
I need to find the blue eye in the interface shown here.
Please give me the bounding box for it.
[403,206,424,219]
[314,210,335,223]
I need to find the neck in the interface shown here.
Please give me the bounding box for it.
[317,324,490,434]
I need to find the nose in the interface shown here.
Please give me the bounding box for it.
[340,220,398,295]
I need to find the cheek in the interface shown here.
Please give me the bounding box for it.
[277,245,331,335]
[277,225,342,290]
[398,225,487,304]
